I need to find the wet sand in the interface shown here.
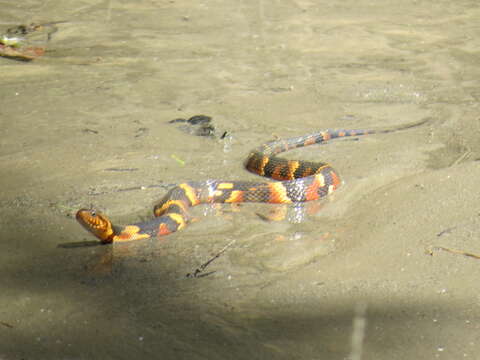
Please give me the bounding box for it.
[1,1,480,359]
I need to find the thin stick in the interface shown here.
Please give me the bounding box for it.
[427,246,480,260]
[186,239,236,278]
[451,149,471,167]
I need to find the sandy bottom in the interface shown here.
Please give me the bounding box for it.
[1,1,480,359]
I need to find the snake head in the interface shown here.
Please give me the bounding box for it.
[76,209,115,244]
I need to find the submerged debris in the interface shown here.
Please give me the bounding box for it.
[168,115,229,139]
[0,321,13,328]
[0,21,65,61]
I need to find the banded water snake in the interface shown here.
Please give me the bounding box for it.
[76,119,428,243]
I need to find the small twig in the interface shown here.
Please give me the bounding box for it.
[436,227,456,237]
[451,148,471,167]
[1,321,13,328]
[186,239,236,278]
[426,246,480,260]
[82,128,98,134]
[171,154,185,166]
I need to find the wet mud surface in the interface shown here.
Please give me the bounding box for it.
[1,1,480,359]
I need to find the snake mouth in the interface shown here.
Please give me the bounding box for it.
[76,209,115,243]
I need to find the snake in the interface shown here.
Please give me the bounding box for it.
[76,119,429,243]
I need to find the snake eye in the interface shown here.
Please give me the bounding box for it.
[90,210,96,217]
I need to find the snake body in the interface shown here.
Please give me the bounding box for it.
[77,121,427,243]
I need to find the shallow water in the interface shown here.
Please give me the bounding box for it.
[1,1,480,359]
